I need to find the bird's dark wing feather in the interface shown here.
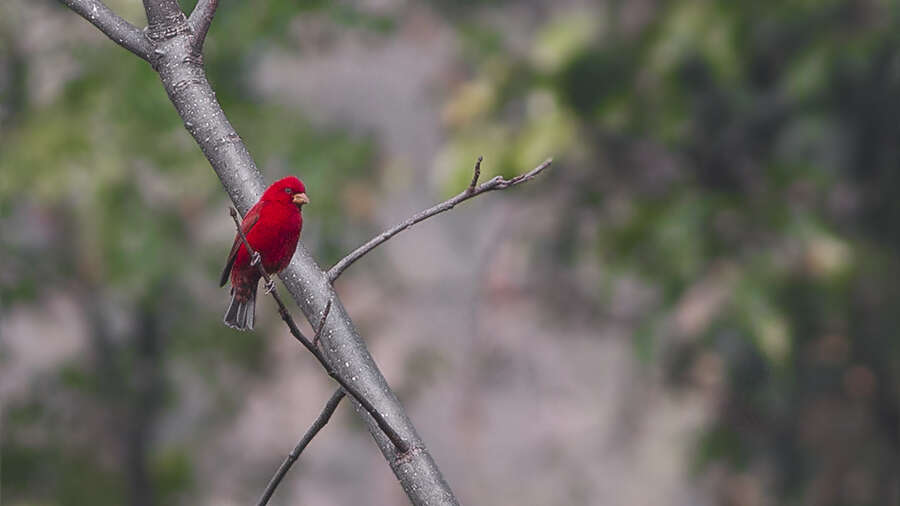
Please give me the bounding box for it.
[219,208,261,287]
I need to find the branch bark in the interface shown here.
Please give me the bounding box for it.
[328,156,553,282]
[187,0,217,55]
[142,0,182,26]
[59,2,459,505]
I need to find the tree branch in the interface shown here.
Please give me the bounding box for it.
[55,0,153,61]
[327,156,553,282]
[228,208,409,454]
[59,2,466,504]
[257,389,346,506]
[187,0,218,55]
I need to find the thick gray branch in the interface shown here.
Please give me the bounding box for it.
[56,4,460,505]
[328,157,553,282]
[56,0,152,61]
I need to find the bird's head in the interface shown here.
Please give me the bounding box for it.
[263,176,309,209]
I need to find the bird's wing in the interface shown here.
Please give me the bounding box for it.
[219,205,262,287]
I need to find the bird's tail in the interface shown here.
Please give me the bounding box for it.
[224,288,256,331]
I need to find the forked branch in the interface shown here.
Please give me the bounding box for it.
[228,208,409,454]
[57,1,550,503]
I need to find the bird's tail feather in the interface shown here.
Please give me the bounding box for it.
[224,289,256,331]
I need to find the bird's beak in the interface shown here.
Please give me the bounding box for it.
[292,192,310,207]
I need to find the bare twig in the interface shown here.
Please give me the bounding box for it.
[228,208,409,454]
[468,156,483,193]
[257,389,346,506]
[327,157,553,282]
[56,0,153,61]
[254,300,334,506]
[187,0,218,55]
[312,300,333,348]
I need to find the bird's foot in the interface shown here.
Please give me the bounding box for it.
[264,278,276,294]
[251,251,262,267]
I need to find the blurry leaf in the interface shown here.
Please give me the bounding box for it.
[513,91,577,168]
[532,11,597,73]
[782,47,829,100]
[693,426,748,473]
[557,45,635,117]
[649,2,739,83]
[152,449,194,502]
[441,79,496,128]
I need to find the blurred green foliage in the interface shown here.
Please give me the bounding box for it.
[436,1,899,504]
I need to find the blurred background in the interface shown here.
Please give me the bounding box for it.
[2,0,899,505]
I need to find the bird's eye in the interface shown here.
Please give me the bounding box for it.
[283,187,293,194]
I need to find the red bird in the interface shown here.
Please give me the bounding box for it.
[221,176,309,330]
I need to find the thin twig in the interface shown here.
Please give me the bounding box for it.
[252,299,337,506]
[187,0,218,55]
[312,300,333,348]
[327,157,553,282]
[257,388,346,506]
[56,0,153,61]
[228,208,410,454]
[468,156,483,193]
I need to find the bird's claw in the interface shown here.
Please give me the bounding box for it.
[250,251,262,267]
[264,279,276,294]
